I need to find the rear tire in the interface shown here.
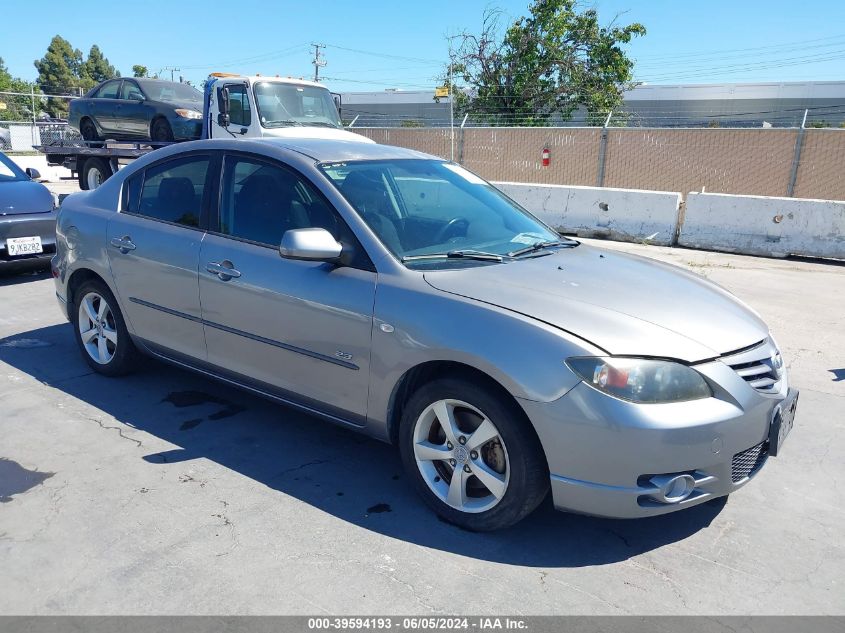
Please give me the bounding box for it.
[78,157,111,191]
[79,118,100,142]
[150,118,174,142]
[71,279,139,377]
[399,377,549,531]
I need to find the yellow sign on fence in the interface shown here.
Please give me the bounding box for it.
[434,87,450,98]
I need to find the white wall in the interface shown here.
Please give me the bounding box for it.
[680,192,845,259]
[494,182,682,246]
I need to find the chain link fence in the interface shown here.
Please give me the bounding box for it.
[0,91,79,152]
[352,126,845,201]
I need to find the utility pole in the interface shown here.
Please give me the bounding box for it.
[311,43,326,82]
[163,67,181,82]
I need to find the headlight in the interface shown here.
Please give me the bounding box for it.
[174,109,203,120]
[566,357,712,403]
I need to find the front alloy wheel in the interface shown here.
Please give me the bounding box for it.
[413,399,510,513]
[399,378,549,531]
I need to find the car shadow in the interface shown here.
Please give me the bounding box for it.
[0,322,728,568]
[0,267,50,286]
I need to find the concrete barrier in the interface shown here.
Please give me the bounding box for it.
[494,182,682,246]
[680,192,845,259]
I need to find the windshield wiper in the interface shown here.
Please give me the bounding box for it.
[507,239,578,258]
[263,120,303,128]
[305,121,341,129]
[402,249,507,263]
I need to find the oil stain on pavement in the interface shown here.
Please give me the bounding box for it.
[0,458,54,503]
[162,390,246,430]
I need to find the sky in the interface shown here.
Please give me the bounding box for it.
[1,0,843,93]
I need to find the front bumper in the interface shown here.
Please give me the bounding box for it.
[520,354,792,519]
[170,118,203,141]
[0,212,57,269]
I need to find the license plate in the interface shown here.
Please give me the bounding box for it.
[6,236,43,257]
[768,388,798,457]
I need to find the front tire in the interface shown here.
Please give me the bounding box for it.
[399,377,549,531]
[72,280,139,376]
[150,118,174,142]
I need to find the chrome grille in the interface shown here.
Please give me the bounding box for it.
[721,339,783,394]
[732,441,768,483]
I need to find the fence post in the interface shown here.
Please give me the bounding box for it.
[596,110,612,187]
[457,113,469,164]
[786,109,808,197]
[30,86,37,146]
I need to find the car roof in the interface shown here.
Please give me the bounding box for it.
[264,138,437,162]
[171,137,440,163]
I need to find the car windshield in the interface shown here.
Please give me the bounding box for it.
[140,81,202,103]
[320,159,567,269]
[0,152,27,183]
[254,82,341,128]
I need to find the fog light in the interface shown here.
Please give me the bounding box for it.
[649,473,696,504]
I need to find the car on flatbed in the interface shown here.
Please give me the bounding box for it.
[69,77,205,143]
[52,137,798,530]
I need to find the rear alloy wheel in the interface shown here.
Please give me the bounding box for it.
[72,280,138,376]
[150,118,174,142]
[79,157,111,191]
[80,118,100,141]
[399,378,549,531]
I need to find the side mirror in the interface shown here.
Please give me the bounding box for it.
[332,92,341,115]
[25,167,41,180]
[279,228,342,262]
[217,85,230,127]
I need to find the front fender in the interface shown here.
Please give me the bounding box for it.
[365,275,603,439]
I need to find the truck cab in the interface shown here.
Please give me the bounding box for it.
[204,73,373,144]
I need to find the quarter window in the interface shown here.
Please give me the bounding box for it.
[227,85,251,127]
[137,156,210,227]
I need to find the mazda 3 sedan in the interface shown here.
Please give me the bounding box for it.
[51,138,797,530]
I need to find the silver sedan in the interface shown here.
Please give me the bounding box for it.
[51,138,798,530]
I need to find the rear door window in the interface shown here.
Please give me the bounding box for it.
[95,80,120,99]
[136,155,211,227]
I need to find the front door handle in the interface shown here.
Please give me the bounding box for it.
[206,260,241,281]
[110,236,136,253]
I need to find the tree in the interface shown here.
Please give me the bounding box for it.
[441,0,645,126]
[34,35,84,116]
[81,45,118,90]
[0,57,41,122]
[132,65,149,78]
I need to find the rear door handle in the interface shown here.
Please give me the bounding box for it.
[206,260,241,281]
[110,236,136,253]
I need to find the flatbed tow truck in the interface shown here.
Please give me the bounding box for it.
[36,73,370,190]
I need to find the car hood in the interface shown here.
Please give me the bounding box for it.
[260,126,376,143]
[0,180,54,215]
[423,245,769,362]
[162,99,203,112]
